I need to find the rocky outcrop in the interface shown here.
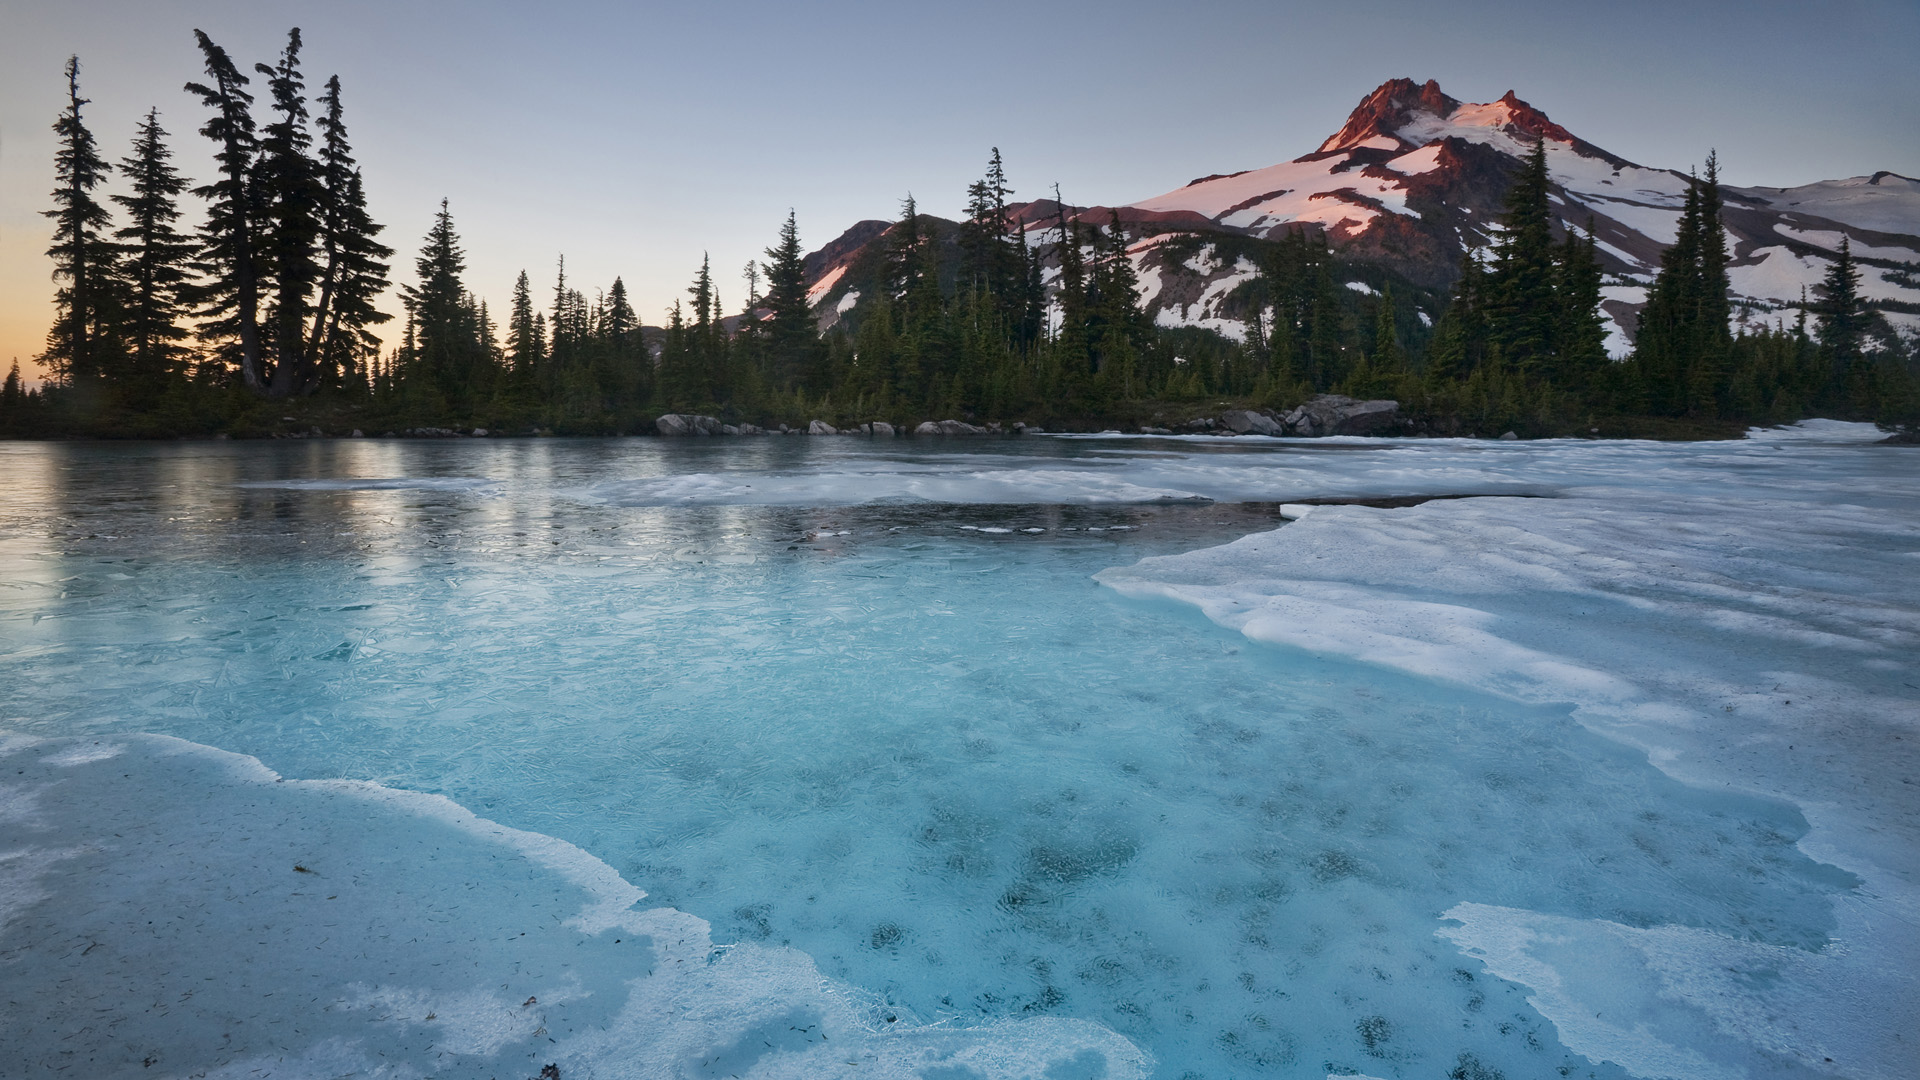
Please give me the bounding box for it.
[807,420,838,435]
[1219,409,1283,436]
[860,421,896,438]
[913,419,990,436]
[655,414,724,436]
[1282,395,1399,436]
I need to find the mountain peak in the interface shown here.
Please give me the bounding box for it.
[1317,78,1460,154]
[1318,80,1581,156]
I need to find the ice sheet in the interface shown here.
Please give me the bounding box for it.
[0,731,1149,1079]
[1097,421,1919,1079]
[1,430,1909,1080]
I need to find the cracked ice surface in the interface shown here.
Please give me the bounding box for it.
[0,423,1913,1080]
[1100,420,1919,1079]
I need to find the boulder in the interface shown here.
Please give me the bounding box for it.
[1183,417,1218,431]
[1139,426,1173,435]
[862,421,896,438]
[654,413,724,436]
[808,420,838,435]
[913,419,989,435]
[1498,430,1519,441]
[737,423,767,435]
[1219,409,1283,436]
[1281,395,1399,437]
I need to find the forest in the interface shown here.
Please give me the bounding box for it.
[5,29,1916,440]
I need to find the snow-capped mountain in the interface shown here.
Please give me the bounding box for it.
[805,79,1920,353]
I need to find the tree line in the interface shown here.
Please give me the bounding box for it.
[5,34,1914,439]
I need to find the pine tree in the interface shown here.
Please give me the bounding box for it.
[1815,236,1865,369]
[111,108,197,400]
[1486,137,1556,374]
[40,56,119,388]
[309,168,392,389]
[253,29,324,396]
[304,75,389,390]
[1090,210,1145,390]
[1635,170,1704,414]
[400,199,484,410]
[184,30,264,390]
[1372,284,1405,375]
[1686,153,1733,414]
[762,210,815,388]
[1552,221,1607,397]
[507,270,540,375]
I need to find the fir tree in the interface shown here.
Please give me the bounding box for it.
[314,168,392,387]
[507,270,540,375]
[400,199,484,409]
[762,210,815,388]
[1635,170,1704,414]
[1552,221,1608,397]
[1090,210,1146,390]
[304,74,388,388]
[41,56,119,387]
[254,29,324,396]
[1814,236,1866,369]
[111,108,197,399]
[1372,284,1405,375]
[1486,137,1557,374]
[183,30,263,389]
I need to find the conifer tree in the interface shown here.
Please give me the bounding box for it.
[1051,189,1090,378]
[1372,284,1405,375]
[1553,221,1607,396]
[1486,137,1557,373]
[184,30,263,389]
[254,29,324,395]
[111,108,197,398]
[306,168,391,389]
[1090,210,1146,390]
[41,56,119,387]
[1635,170,1703,414]
[1814,236,1865,369]
[507,270,540,375]
[401,199,485,409]
[762,210,815,387]
[304,75,388,389]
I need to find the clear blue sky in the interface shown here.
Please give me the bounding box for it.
[4,0,1916,378]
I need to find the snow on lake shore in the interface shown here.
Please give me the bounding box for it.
[1,422,1911,1079]
[1098,421,1919,1078]
[0,731,1147,1079]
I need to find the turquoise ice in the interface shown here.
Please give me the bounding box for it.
[1,425,1911,1079]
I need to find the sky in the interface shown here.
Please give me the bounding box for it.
[4,0,1917,384]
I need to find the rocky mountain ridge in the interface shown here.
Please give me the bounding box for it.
[803,79,1920,355]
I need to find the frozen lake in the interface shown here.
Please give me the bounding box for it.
[1,427,1914,1080]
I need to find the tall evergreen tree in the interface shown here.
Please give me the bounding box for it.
[1634,170,1704,414]
[313,168,392,387]
[254,28,324,396]
[1814,236,1866,369]
[762,210,815,387]
[1485,137,1557,374]
[303,73,387,388]
[111,108,198,400]
[1552,221,1608,396]
[40,56,119,387]
[506,270,540,376]
[1090,210,1146,388]
[400,199,485,409]
[183,30,263,389]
